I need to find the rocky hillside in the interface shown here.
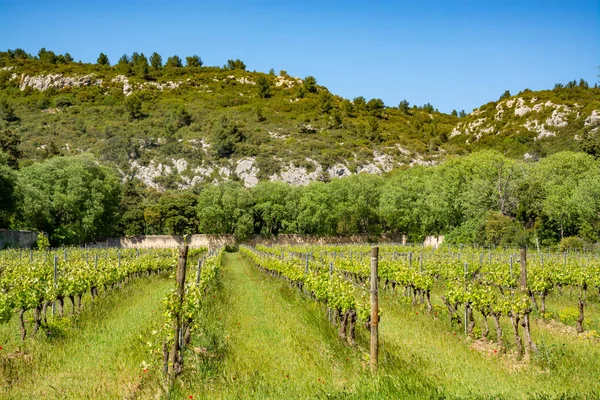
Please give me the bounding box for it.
[0,54,598,190]
[449,83,600,158]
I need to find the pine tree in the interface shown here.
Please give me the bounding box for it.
[166,55,183,68]
[97,53,110,66]
[185,55,202,67]
[150,52,162,69]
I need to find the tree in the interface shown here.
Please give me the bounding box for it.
[166,55,183,68]
[303,76,317,93]
[251,181,292,235]
[581,124,600,158]
[367,98,385,117]
[579,79,589,89]
[353,96,367,113]
[19,154,121,245]
[340,99,355,117]
[212,115,244,158]
[170,106,192,129]
[150,52,163,69]
[196,182,254,239]
[124,94,143,120]
[118,54,131,65]
[422,103,435,113]
[12,48,30,60]
[117,179,147,236]
[268,68,275,76]
[458,110,467,118]
[0,129,22,169]
[97,52,110,66]
[398,99,410,114]
[499,90,511,100]
[185,55,202,67]
[319,91,334,114]
[451,109,458,117]
[38,48,56,64]
[0,100,18,122]
[0,158,17,228]
[145,191,198,235]
[225,59,246,70]
[256,75,271,98]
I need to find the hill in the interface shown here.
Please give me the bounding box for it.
[449,83,600,159]
[2,49,596,190]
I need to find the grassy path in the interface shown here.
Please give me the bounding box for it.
[0,275,172,399]
[176,252,440,399]
[379,290,600,399]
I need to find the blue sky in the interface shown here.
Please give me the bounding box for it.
[0,0,598,113]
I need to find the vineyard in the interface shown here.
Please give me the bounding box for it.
[250,244,600,354]
[1,243,599,398]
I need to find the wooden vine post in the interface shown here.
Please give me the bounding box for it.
[167,245,188,384]
[370,246,379,373]
[519,247,537,355]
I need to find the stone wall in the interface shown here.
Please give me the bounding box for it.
[0,229,38,248]
[423,235,445,248]
[92,234,237,249]
[245,234,406,247]
[91,234,406,249]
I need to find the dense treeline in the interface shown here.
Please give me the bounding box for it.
[1,149,599,248]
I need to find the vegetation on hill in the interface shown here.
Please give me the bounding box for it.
[0,48,462,188]
[0,48,599,247]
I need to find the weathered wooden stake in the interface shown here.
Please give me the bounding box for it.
[464,262,468,336]
[196,257,203,285]
[519,248,527,292]
[168,245,188,383]
[370,246,379,373]
[52,255,58,315]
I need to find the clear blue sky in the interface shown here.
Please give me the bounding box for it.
[0,0,598,113]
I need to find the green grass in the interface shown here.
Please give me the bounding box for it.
[0,273,172,399]
[378,286,600,399]
[169,252,600,399]
[2,252,599,399]
[161,252,442,399]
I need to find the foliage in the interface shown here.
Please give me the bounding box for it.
[185,55,202,68]
[18,154,121,245]
[97,53,110,66]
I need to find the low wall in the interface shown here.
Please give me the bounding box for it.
[96,234,237,249]
[423,235,445,248]
[92,234,407,249]
[0,229,38,248]
[246,234,406,247]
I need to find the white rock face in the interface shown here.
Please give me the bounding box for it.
[271,158,323,186]
[327,164,351,178]
[515,106,531,116]
[524,120,555,140]
[20,73,102,91]
[130,160,172,190]
[112,75,133,96]
[357,164,382,174]
[373,151,394,172]
[546,108,569,128]
[145,80,181,90]
[235,158,259,187]
[585,110,600,126]
[219,167,231,178]
[236,76,255,85]
[409,155,436,167]
[274,75,302,88]
[171,158,188,174]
